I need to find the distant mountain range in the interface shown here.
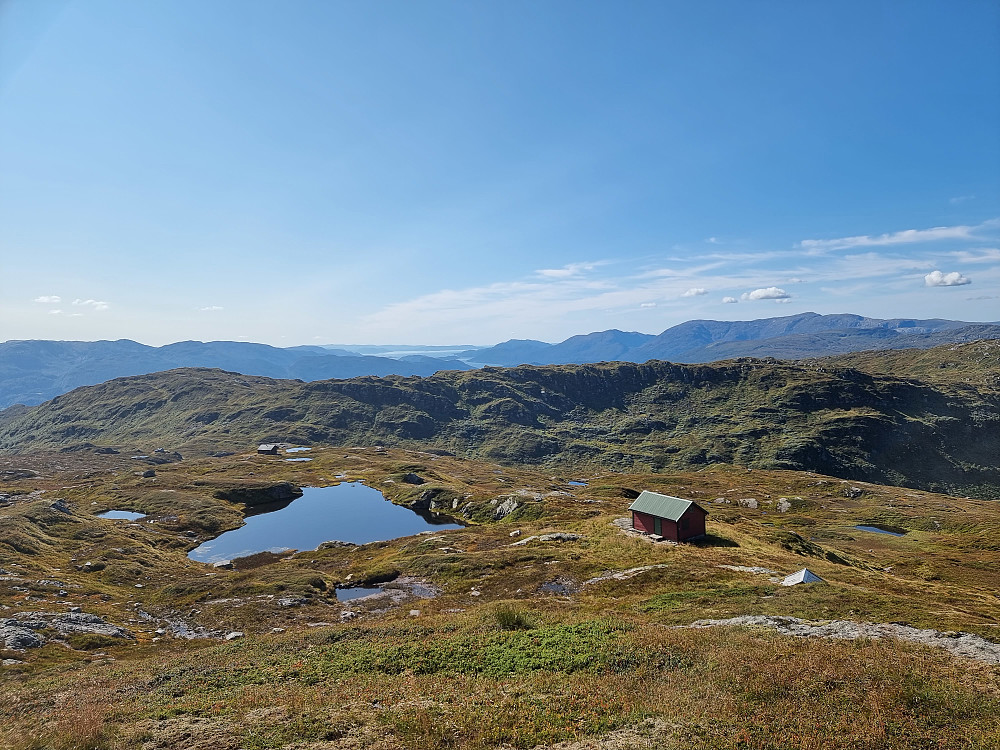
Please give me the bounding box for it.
[465,313,1000,366]
[1,313,997,409]
[0,340,470,408]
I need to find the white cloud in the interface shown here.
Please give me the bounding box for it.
[48,309,62,315]
[924,270,971,287]
[949,195,974,205]
[535,262,602,278]
[775,298,792,304]
[681,287,707,297]
[741,286,791,301]
[722,296,738,304]
[799,223,981,252]
[640,302,656,308]
[73,298,109,311]
[950,248,1000,264]
[34,295,61,304]
[199,305,224,311]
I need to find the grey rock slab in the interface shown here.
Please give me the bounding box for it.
[687,615,1000,665]
[510,532,581,546]
[0,622,44,650]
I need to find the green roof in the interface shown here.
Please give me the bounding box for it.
[628,491,705,521]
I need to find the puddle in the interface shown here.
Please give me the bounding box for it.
[855,525,906,537]
[286,447,312,453]
[189,482,462,564]
[567,481,588,487]
[335,587,382,602]
[540,580,574,595]
[98,510,146,521]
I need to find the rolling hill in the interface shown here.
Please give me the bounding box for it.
[1,340,997,499]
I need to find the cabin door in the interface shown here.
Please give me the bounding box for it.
[653,517,662,535]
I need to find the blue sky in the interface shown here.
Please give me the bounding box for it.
[1,0,998,346]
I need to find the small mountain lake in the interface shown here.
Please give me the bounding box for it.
[854,525,906,537]
[188,482,462,564]
[98,510,146,521]
[335,586,382,602]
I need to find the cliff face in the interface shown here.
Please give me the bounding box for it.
[0,342,997,499]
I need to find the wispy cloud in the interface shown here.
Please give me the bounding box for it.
[949,195,975,205]
[73,298,109,311]
[741,286,790,301]
[48,309,62,315]
[681,287,707,297]
[722,296,738,304]
[950,248,1000,264]
[799,221,988,252]
[34,295,61,303]
[640,302,656,308]
[535,261,604,278]
[925,270,971,287]
[199,305,224,311]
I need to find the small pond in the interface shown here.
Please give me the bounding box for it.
[567,481,588,487]
[286,447,312,453]
[98,510,146,521]
[189,482,462,564]
[335,586,382,602]
[854,525,906,537]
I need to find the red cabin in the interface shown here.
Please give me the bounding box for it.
[628,491,708,542]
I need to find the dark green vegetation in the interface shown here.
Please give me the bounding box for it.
[1,448,999,749]
[1,341,997,499]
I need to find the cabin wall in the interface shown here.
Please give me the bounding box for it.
[677,507,707,541]
[632,511,656,534]
[661,518,680,542]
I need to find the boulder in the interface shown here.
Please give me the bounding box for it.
[492,497,519,520]
[0,622,44,650]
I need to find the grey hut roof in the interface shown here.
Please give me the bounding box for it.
[258,444,279,451]
[628,491,705,521]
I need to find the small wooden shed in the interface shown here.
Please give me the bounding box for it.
[257,444,280,455]
[628,491,708,542]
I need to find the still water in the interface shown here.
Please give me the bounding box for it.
[854,525,906,537]
[98,510,146,521]
[189,482,461,564]
[335,586,382,602]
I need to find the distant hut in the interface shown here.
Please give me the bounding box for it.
[628,490,708,542]
[257,444,280,455]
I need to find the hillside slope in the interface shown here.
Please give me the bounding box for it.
[0,341,997,499]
